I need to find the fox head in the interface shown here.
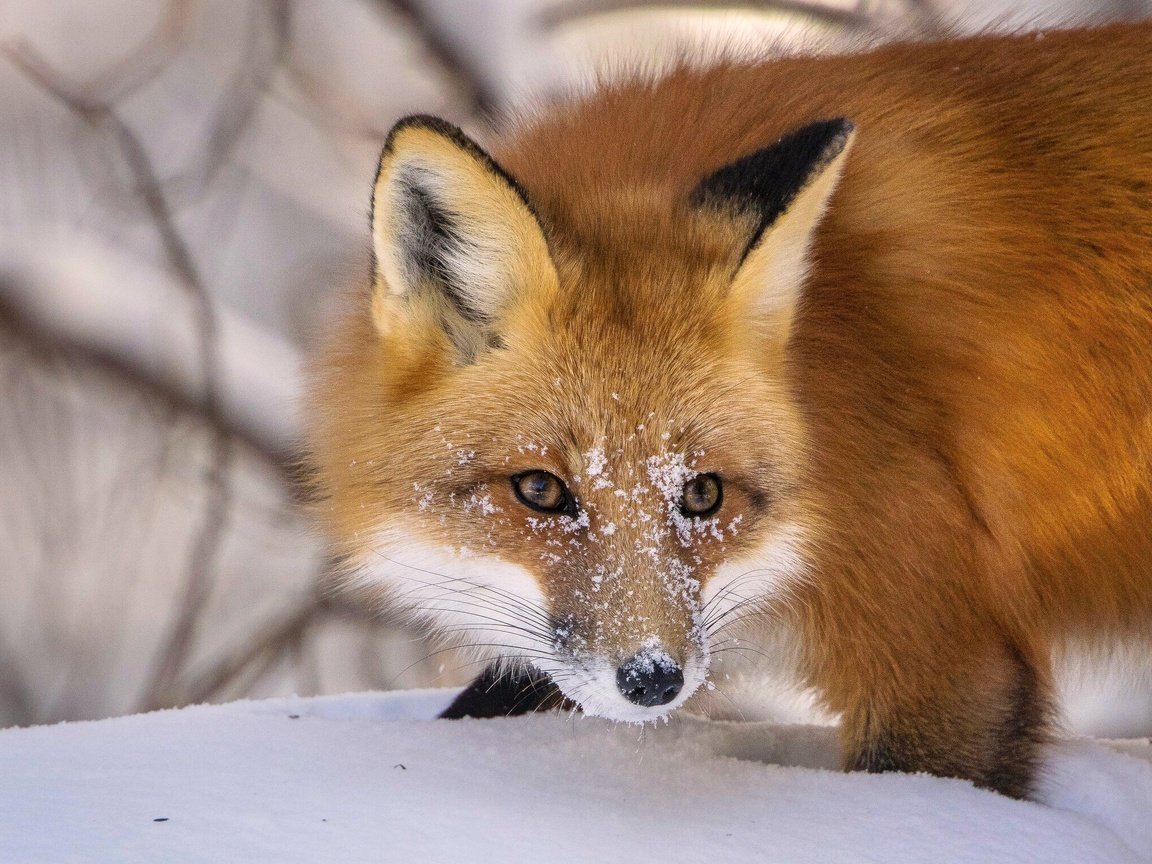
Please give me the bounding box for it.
[308,113,854,721]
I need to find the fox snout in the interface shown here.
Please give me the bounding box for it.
[545,620,707,721]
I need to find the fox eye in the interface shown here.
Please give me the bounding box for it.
[512,471,572,514]
[681,473,722,517]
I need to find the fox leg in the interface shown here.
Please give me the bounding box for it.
[440,664,568,719]
[837,639,1052,799]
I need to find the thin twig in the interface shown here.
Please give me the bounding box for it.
[85,0,198,102]
[0,633,38,727]
[379,0,501,116]
[537,0,879,31]
[0,289,293,479]
[184,595,326,704]
[167,1,294,201]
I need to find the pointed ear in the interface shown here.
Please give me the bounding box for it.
[692,119,855,340]
[371,115,557,362]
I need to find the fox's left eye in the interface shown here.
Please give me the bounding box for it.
[681,473,722,517]
[512,470,573,514]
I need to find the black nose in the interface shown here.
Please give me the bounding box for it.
[616,654,684,707]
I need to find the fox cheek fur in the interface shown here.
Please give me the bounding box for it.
[308,22,1152,800]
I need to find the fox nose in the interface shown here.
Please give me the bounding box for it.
[616,653,684,707]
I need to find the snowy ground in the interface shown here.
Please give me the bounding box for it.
[2,690,1150,864]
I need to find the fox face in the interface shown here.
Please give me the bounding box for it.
[310,114,854,722]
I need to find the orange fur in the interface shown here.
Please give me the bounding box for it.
[307,22,1152,798]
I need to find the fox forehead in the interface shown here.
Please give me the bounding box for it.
[458,258,790,456]
[404,368,799,578]
[525,185,749,323]
[429,330,796,490]
[397,250,807,529]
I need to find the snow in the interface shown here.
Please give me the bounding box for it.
[1,690,1150,863]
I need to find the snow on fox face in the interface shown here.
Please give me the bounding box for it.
[355,365,809,722]
[307,115,841,722]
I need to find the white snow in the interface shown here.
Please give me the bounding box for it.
[1,690,1150,863]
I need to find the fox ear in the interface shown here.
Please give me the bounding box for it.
[692,118,855,340]
[371,115,556,362]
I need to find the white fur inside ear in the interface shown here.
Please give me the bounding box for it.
[376,157,514,321]
[732,134,855,325]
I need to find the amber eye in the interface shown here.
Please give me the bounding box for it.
[512,471,573,514]
[681,473,722,517]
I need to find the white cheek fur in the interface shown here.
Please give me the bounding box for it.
[702,521,811,629]
[351,525,552,661]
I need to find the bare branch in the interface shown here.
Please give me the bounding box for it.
[184,594,326,704]
[0,631,38,727]
[0,291,292,478]
[4,41,203,288]
[167,0,294,201]
[2,37,238,712]
[536,0,880,31]
[85,0,199,102]
[378,0,501,115]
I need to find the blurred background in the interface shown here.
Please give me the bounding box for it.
[2,0,1150,735]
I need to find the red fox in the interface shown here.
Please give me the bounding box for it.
[306,21,1152,798]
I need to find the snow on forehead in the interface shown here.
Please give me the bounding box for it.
[569,444,729,548]
[584,446,607,477]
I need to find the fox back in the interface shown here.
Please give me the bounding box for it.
[307,21,1152,798]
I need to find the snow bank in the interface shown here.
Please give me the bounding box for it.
[1,690,1149,863]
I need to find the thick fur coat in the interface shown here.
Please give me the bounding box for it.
[308,22,1152,798]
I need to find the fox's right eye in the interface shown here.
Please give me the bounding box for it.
[512,471,572,514]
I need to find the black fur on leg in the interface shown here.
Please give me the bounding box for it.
[845,643,1049,799]
[439,663,568,719]
[981,643,1049,800]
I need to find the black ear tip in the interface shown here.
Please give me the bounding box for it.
[378,115,517,199]
[383,114,467,154]
[813,116,853,131]
[808,117,856,155]
[689,116,857,243]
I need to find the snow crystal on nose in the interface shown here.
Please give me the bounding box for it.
[631,637,678,673]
